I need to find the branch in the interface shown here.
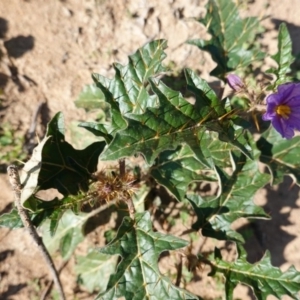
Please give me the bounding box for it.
[7,165,66,300]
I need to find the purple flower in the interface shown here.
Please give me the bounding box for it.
[227,74,244,91]
[262,82,300,139]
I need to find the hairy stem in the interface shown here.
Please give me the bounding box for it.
[7,165,66,300]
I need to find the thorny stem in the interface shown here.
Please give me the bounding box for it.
[119,158,126,179]
[118,159,136,218]
[7,165,66,300]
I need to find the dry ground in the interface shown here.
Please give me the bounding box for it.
[0,0,300,299]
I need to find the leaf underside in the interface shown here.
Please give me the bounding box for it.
[20,112,105,207]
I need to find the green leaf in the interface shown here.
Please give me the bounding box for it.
[20,112,106,206]
[75,250,118,293]
[188,0,265,79]
[189,149,270,242]
[0,208,23,228]
[0,201,70,230]
[100,69,252,166]
[257,126,300,185]
[95,212,197,300]
[0,205,51,229]
[199,131,237,169]
[86,39,167,137]
[41,209,85,260]
[150,129,249,201]
[150,145,216,201]
[208,246,300,300]
[266,23,294,89]
[17,194,85,233]
[75,83,107,112]
[78,122,112,144]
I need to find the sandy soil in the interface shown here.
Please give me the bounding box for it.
[0,0,300,299]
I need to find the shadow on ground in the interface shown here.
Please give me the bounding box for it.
[239,176,299,266]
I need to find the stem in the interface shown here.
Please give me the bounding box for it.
[118,159,136,218]
[175,253,183,287]
[126,197,136,219]
[7,165,66,300]
[119,158,125,178]
[40,260,68,300]
[85,199,116,219]
[248,104,266,113]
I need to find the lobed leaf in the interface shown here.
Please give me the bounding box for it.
[82,40,167,138]
[188,0,265,79]
[266,23,294,89]
[75,250,118,293]
[41,209,85,260]
[189,147,270,242]
[150,130,240,201]
[150,144,216,201]
[208,246,300,300]
[95,212,197,300]
[75,83,107,112]
[99,68,252,166]
[257,126,300,185]
[20,112,106,206]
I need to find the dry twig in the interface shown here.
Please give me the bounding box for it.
[7,165,66,300]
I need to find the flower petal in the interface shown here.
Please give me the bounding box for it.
[265,93,281,106]
[278,83,300,104]
[285,95,300,108]
[262,111,276,121]
[286,114,300,130]
[271,116,294,139]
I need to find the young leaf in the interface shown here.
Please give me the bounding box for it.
[257,126,300,185]
[20,112,106,205]
[189,151,270,242]
[266,23,294,89]
[207,246,300,300]
[75,250,118,293]
[187,0,265,79]
[95,212,197,300]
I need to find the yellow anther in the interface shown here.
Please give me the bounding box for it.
[276,105,291,119]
